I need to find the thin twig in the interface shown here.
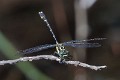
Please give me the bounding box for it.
[0,55,106,70]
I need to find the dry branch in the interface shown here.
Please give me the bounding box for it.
[0,55,106,70]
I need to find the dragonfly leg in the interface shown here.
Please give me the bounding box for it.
[59,58,65,63]
[54,51,60,57]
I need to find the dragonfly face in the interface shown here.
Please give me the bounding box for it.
[55,44,70,61]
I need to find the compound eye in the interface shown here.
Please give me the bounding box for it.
[61,46,65,49]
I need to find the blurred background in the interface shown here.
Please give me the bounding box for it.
[0,0,120,80]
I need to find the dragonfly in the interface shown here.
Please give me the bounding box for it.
[18,11,106,62]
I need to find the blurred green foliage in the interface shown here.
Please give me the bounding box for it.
[0,32,52,80]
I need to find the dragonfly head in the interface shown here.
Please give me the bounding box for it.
[56,44,65,53]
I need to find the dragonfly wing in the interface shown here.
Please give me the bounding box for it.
[17,44,56,54]
[63,43,101,48]
[63,38,106,44]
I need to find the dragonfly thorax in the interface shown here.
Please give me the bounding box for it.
[55,44,69,60]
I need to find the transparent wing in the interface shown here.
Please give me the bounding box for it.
[64,38,106,44]
[17,44,56,55]
[63,42,101,48]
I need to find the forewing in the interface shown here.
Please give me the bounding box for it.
[17,44,56,55]
[63,42,101,48]
[64,38,106,44]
